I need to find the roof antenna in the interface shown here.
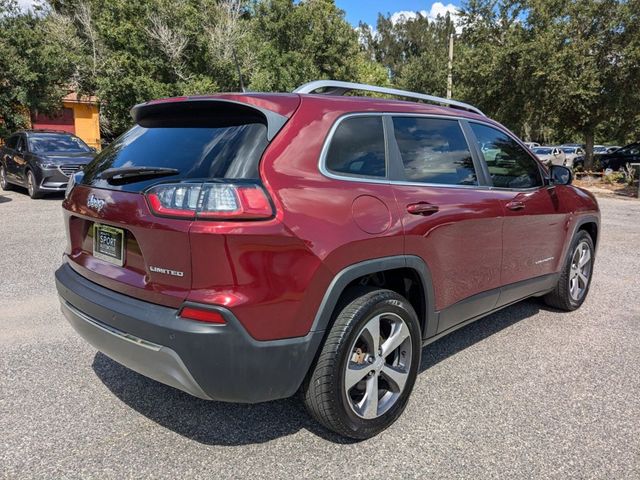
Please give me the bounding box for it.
[232,48,246,93]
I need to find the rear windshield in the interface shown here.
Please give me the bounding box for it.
[81,124,268,192]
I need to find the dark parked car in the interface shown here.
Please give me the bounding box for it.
[55,81,600,439]
[599,142,640,171]
[0,130,95,198]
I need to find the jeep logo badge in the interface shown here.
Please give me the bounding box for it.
[87,194,106,213]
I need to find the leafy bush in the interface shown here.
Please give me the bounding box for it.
[623,164,637,186]
[603,172,625,184]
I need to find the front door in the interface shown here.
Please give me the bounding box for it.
[387,115,505,336]
[3,134,19,181]
[13,135,28,185]
[468,122,570,294]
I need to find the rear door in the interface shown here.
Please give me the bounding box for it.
[388,115,505,335]
[63,100,282,308]
[467,122,570,297]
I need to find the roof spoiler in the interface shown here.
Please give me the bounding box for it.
[130,98,288,141]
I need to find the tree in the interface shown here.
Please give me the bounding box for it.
[456,0,640,167]
[249,0,361,91]
[0,0,78,137]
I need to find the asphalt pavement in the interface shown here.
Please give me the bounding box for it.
[1,188,639,479]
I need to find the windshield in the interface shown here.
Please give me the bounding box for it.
[617,144,639,155]
[81,123,269,192]
[533,148,552,155]
[28,134,91,154]
[562,147,576,154]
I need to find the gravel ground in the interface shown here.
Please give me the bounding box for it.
[1,188,639,479]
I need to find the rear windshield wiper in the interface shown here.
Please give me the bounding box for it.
[98,166,179,184]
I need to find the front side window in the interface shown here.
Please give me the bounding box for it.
[5,135,18,150]
[392,117,477,185]
[15,136,25,152]
[325,116,386,178]
[470,123,543,189]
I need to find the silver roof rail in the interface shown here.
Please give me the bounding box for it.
[293,80,485,116]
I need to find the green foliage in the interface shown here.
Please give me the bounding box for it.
[249,0,361,91]
[0,0,638,147]
[0,0,78,137]
[454,0,640,167]
[366,12,456,97]
[603,171,625,184]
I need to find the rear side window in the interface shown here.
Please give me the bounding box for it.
[325,116,386,178]
[470,123,542,189]
[392,117,477,185]
[81,124,268,192]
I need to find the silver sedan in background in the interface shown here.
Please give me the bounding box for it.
[561,146,586,168]
[532,146,566,166]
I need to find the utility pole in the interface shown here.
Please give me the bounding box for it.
[446,32,454,99]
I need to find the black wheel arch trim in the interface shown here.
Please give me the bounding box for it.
[309,255,437,340]
[560,214,600,267]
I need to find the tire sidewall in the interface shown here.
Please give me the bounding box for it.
[0,165,7,190]
[27,170,39,199]
[334,293,421,439]
[565,230,595,309]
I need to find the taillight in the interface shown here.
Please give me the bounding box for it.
[146,182,273,220]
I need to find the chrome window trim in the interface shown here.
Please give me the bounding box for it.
[319,112,497,190]
[319,112,551,192]
[322,113,389,181]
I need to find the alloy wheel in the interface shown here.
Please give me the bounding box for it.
[344,312,413,419]
[27,172,34,197]
[569,241,592,301]
[0,167,6,188]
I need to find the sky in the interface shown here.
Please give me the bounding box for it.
[335,1,461,26]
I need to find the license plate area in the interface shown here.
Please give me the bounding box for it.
[93,224,125,266]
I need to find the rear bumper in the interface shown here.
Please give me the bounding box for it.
[55,263,324,403]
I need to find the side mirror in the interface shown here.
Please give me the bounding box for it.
[550,165,572,185]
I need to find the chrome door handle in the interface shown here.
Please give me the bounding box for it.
[506,201,525,211]
[407,202,439,215]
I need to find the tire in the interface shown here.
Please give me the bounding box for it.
[26,170,42,199]
[0,165,13,191]
[303,288,421,440]
[544,230,595,311]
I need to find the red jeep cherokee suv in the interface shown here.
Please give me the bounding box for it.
[55,81,599,439]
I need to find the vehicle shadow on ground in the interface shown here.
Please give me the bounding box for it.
[420,299,546,372]
[92,298,550,446]
[4,187,64,200]
[0,194,11,204]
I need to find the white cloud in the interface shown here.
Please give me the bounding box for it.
[16,0,37,11]
[390,3,460,25]
[389,10,427,25]
[427,2,459,21]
